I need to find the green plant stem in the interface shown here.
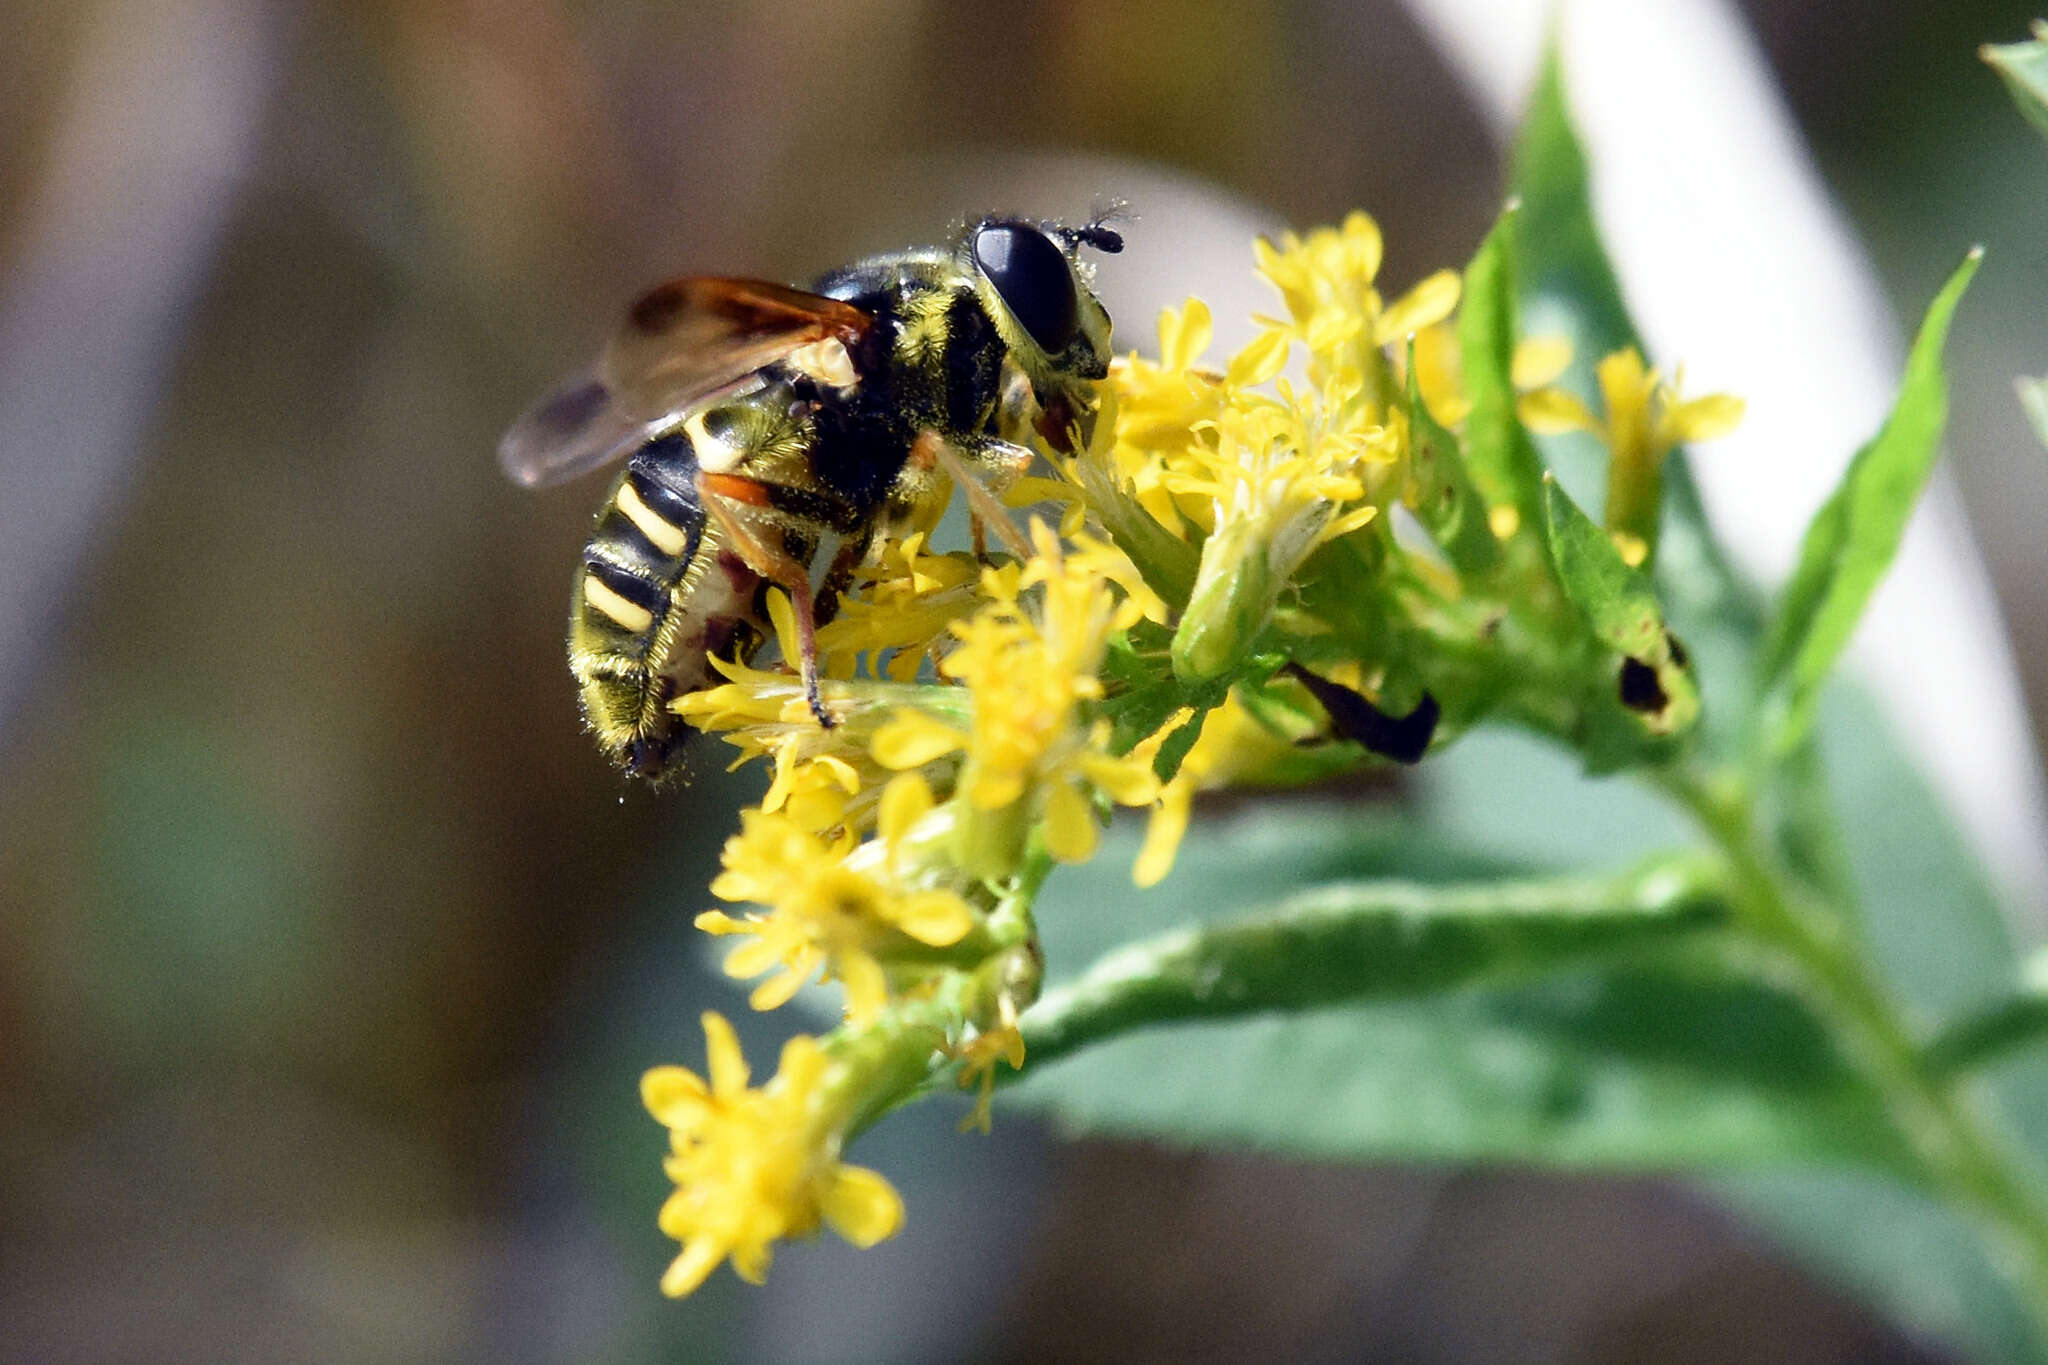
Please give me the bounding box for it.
[1664,765,2048,1340]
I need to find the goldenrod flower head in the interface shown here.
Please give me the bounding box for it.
[1519,346,1743,463]
[869,523,1159,866]
[673,595,967,784]
[633,208,1755,1302]
[954,990,1026,1134]
[1168,368,1400,682]
[1132,693,1309,887]
[1103,303,1235,536]
[760,744,864,833]
[815,533,985,682]
[1411,323,1573,428]
[1520,346,1743,554]
[1255,211,1461,373]
[642,1013,903,1296]
[700,799,978,1019]
[1170,376,1397,534]
[1114,298,1230,450]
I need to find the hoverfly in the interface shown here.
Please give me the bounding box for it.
[501,215,1124,781]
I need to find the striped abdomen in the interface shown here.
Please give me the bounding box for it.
[568,430,765,780]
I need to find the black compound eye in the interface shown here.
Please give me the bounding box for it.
[974,223,1080,354]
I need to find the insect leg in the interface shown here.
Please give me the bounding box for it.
[698,471,835,728]
[814,525,875,630]
[923,432,1034,559]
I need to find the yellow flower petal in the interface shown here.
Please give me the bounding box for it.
[748,967,808,1012]
[1411,322,1469,426]
[775,1033,829,1093]
[1341,210,1384,283]
[871,711,966,769]
[655,1186,694,1238]
[891,890,975,946]
[730,1240,774,1285]
[723,936,784,981]
[701,1011,748,1098]
[877,771,935,843]
[1511,335,1574,389]
[1226,328,1292,388]
[1041,779,1100,863]
[1079,750,1162,806]
[660,1236,727,1298]
[1374,269,1461,344]
[1666,393,1745,444]
[764,589,801,666]
[1595,347,1653,434]
[1133,781,1193,889]
[1518,387,1600,435]
[1327,504,1380,539]
[820,1164,905,1248]
[1158,297,1214,371]
[783,782,850,833]
[839,952,890,1022]
[641,1066,710,1127]
[966,765,1027,810]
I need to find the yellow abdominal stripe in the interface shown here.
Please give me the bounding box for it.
[584,572,656,632]
[685,410,741,474]
[618,479,691,555]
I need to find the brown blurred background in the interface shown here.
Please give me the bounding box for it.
[1,2,2043,1360]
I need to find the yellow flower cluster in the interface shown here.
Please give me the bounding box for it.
[1522,347,1743,563]
[636,208,1742,1298]
[696,776,978,1021]
[643,1014,902,1296]
[872,521,1162,869]
[1256,210,1462,374]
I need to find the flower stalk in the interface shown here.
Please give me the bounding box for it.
[1661,763,2048,1339]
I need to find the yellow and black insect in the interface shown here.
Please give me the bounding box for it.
[501,215,1124,781]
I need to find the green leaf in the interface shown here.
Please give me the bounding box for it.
[1540,473,1665,659]
[1816,682,2016,1020]
[1509,48,1757,635]
[1457,206,1548,534]
[1401,340,1500,573]
[1713,1171,2048,1365]
[1428,691,2048,1351]
[1008,694,2048,1352]
[1100,624,1217,759]
[1753,248,1981,756]
[1072,434,1201,607]
[1010,806,1916,1176]
[1025,852,1729,1059]
[1539,473,1699,758]
[2020,375,2048,451]
[1927,987,2048,1076]
[1509,56,1629,346]
[1985,22,2048,144]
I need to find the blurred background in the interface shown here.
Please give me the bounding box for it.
[3,1,2045,1360]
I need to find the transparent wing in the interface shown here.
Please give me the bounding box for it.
[499,277,874,488]
[598,276,873,419]
[497,372,660,489]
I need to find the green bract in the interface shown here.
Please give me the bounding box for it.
[1985,22,2048,143]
